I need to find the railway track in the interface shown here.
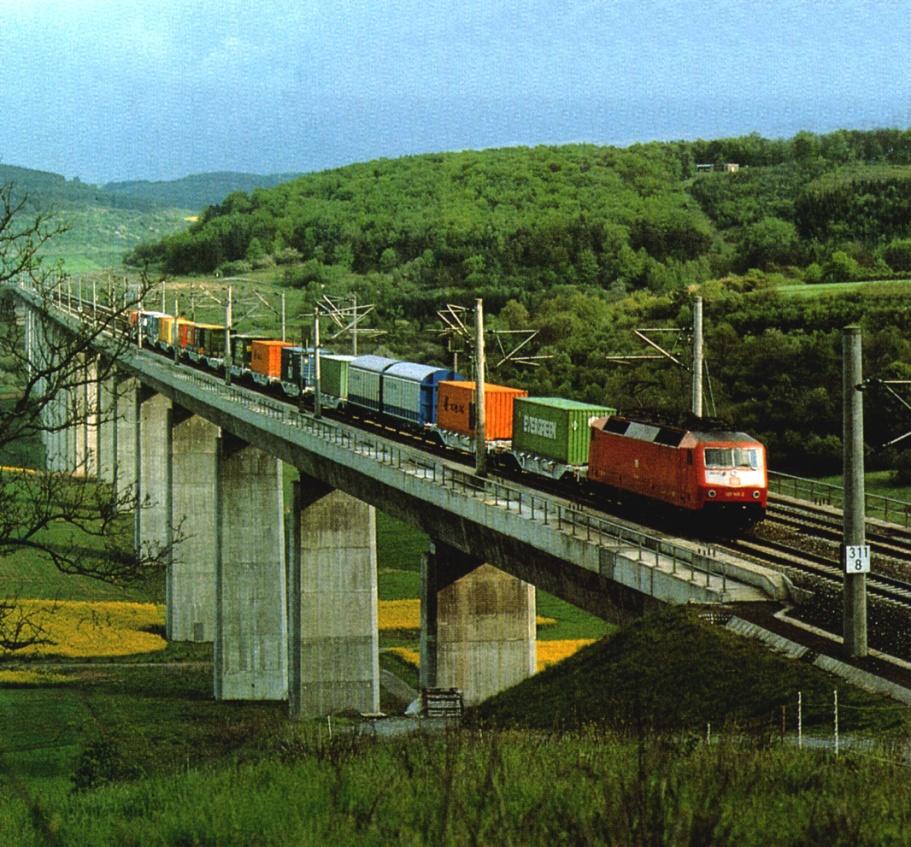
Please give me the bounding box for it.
[766,496,911,561]
[58,300,911,599]
[723,534,911,607]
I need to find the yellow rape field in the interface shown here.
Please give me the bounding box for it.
[536,639,594,670]
[378,599,556,630]
[9,600,166,658]
[379,599,420,630]
[385,639,593,673]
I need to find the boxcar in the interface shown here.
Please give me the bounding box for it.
[195,323,226,358]
[320,354,357,402]
[382,363,462,426]
[348,355,399,413]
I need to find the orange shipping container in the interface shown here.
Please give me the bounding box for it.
[436,381,527,440]
[251,340,292,378]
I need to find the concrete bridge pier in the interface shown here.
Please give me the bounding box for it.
[74,355,98,477]
[28,311,51,468]
[135,388,172,558]
[420,542,536,706]
[214,435,287,700]
[96,370,117,486]
[287,478,379,718]
[114,376,138,500]
[169,409,219,642]
[43,389,65,473]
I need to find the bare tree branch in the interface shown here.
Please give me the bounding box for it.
[0,182,177,597]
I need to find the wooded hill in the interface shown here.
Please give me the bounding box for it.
[0,164,302,272]
[122,129,911,474]
[127,128,911,289]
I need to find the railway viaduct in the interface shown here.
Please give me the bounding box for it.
[12,286,791,715]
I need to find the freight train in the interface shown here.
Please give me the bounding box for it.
[131,309,768,529]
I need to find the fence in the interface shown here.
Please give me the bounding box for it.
[769,471,911,528]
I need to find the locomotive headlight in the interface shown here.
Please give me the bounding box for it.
[752,490,760,499]
[707,489,717,498]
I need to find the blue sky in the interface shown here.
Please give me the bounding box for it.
[1,0,909,182]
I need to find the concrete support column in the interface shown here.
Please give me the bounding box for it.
[84,357,99,477]
[288,478,379,718]
[50,386,65,474]
[62,385,77,474]
[74,356,98,477]
[421,543,536,706]
[96,371,117,485]
[114,377,138,500]
[169,411,219,642]
[135,389,172,559]
[215,437,287,700]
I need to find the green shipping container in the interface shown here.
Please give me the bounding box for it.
[512,397,617,465]
[321,354,356,400]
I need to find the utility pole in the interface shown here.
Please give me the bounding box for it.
[224,287,233,386]
[692,297,704,417]
[281,292,286,342]
[298,323,307,413]
[352,292,358,356]
[313,307,322,418]
[842,324,868,658]
[173,299,180,364]
[474,298,487,477]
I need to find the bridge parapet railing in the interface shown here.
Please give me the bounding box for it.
[769,471,911,528]
[24,297,732,597]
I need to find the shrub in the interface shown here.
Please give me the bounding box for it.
[72,739,142,791]
[804,262,824,283]
[216,259,252,276]
[821,251,860,282]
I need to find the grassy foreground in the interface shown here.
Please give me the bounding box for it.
[3,729,911,847]
[1,605,909,846]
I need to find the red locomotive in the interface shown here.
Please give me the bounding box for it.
[587,416,767,528]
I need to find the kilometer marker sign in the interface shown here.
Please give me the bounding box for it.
[844,545,871,574]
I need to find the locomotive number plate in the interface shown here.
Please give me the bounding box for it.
[844,545,871,574]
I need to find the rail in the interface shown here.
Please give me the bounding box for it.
[769,471,911,529]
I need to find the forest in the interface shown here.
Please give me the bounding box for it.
[125,128,911,474]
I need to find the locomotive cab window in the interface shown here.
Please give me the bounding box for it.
[704,448,760,470]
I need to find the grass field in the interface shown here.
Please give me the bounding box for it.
[7,732,911,846]
[776,278,911,298]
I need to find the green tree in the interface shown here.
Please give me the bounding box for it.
[379,247,399,272]
[737,217,799,270]
[822,251,861,282]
